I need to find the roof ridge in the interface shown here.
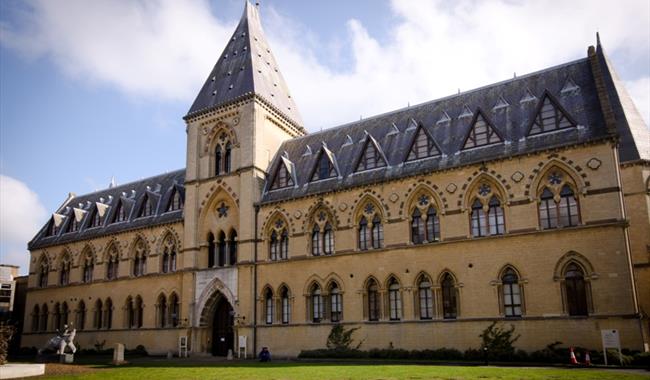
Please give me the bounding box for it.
[68,169,185,200]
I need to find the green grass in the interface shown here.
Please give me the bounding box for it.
[38,362,649,380]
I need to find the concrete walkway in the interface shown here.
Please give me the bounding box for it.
[0,363,45,379]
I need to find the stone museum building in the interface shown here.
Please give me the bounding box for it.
[22,2,650,356]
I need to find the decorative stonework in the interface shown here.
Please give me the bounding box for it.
[293,210,302,219]
[511,171,524,183]
[446,183,457,194]
[587,158,602,170]
[389,193,399,203]
[232,117,240,125]
[338,202,348,212]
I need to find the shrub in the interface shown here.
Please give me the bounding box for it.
[0,323,16,365]
[632,352,650,366]
[479,321,520,361]
[326,324,362,350]
[606,349,634,366]
[126,345,148,356]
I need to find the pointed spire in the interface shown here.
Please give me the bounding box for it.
[109,176,117,188]
[186,1,303,126]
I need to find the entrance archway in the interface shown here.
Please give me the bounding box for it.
[211,297,234,356]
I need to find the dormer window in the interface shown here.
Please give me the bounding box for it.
[311,151,337,181]
[407,126,440,161]
[138,195,153,218]
[462,111,502,149]
[168,189,183,212]
[47,219,60,236]
[65,214,79,234]
[271,161,294,190]
[529,94,576,135]
[112,201,127,223]
[356,138,386,172]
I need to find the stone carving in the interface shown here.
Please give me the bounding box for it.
[217,202,229,218]
[511,171,524,183]
[389,193,399,203]
[39,326,77,356]
[587,158,602,170]
[446,183,457,194]
[338,202,348,211]
[293,210,302,219]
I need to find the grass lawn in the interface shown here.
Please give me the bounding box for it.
[36,362,649,380]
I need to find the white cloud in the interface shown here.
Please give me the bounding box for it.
[1,0,648,129]
[0,175,48,273]
[626,77,650,125]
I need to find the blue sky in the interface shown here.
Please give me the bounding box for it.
[1,0,649,273]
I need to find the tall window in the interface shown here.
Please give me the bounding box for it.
[280,230,289,259]
[264,288,274,324]
[358,216,370,250]
[169,293,180,327]
[106,246,119,280]
[269,230,279,261]
[104,298,113,329]
[371,215,383,249]
[32,305,40,332]
[411,196,442,244]
[76,301,86,330]
[40,304,49,331]
[224,142,232,173]
[418,275,434,320]
[323,223,334,255]
[158,294,167,327]
[229,230,238,266]
[215,145,222,176]
[502,268,522,317]
[269,220,289,261]
[463,112,501,149]
[367,280,380,321]
[133,239,147,277]
[280,287,290,324]
[311,225,321,256]
[441,273,457,319]
[310,284,323,323]
[59,256,71,286]
[357,204,382,250]
[565,263,588,316]
[134,296,143,328]
[94,300,103,329]
[53,303,61,332]
[162,234,177,273]
[411,209,424,244]
[329,282,342,322]
[126,297,135,328]
[38,259,49,288]
[538,171,580,229]
[388,278,401,321]
[407,127,439,161]
[311,151,337,181]
[529,95,575,135]
[356,139,386,171]
[217,231,227,267]
[470,183,504,237]
[82,253,94,283]
[208,233,216,267]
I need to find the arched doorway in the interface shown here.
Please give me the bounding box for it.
[211,297,234,356]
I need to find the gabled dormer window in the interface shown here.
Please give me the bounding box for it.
[138,195,153,218]
[112,201,127,223]
[65,214,78,234]
[90,208,103,228]
[271,161,294,190]
[311,151,337,181]
[167,189,182,212]
[462,111,502,149]
[528,94,576,135]
[356,138,386,172]
[46,218,60,236]
[406,126,440,161]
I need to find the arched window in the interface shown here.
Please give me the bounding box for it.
[106,245,119,280]
[441,273,458,319]
[371,215,383,249]
[426,206,440,242]
[76,301,86,331]
[90,208,103,228]
[502,268,522,317]
[217,231,227,267]
[135,296,143,328]
[280,230,289,259]
[59,255,71,286]
[162,234,177,273]
[280,286,290,324]
[470,183,504,237]
[32,305,40,332]
[565,263,588,316]
[310,284,323,323]
[169,293,180,327]
[271,162,294,189]
[40,304,48,331]
[269,230,279,261]
[139,195,153,218]
[311,224,321,256]
[224,142,232,173]
[411,208,424,244]
[126,296,134,328]
[112,201,127,223]
[168,189,183,211]
[418,275,434,320]
[215,145,222,176]
[311,151,337,181]
[367,279,380,321]
[38,258,49,288]
[264,288,274,324]
[94,300,103,329]
[133,239,147,277]
[158,294,167,327]
[208,233,216,268]
[358,216,370,250]
[104,298,113,329]
[53,303,61,332]
[323,223,334,255]
[388,278,401,321]
[229,230,238,265]
[82,253,94,283]
[329,282,342,322]
[61,302,69,330]
[538,170,580,229]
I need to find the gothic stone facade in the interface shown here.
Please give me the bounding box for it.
[23,3,650,357]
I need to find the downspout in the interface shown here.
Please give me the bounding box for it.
[253,204,260,356]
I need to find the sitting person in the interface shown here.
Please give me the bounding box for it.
[259,346,271,362]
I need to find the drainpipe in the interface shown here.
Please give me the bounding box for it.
[253,204,260,356]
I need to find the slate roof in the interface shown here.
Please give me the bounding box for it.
[261,45,649,204]
[185,1,303,127]
[29,170,185,250]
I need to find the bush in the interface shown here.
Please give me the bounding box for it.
[326,325,362,350]
[606,349,634,366]
[0,323,16,365]
[633,352,650,366]
[125,345,148,356]
[478,321,520,361]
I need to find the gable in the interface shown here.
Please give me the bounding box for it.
[355,135,387,172]
[462,111,502,149]
[311,149,338,181]
[529,93,576,135]
[406,125,440,161]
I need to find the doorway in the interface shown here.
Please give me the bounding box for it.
[211,298,234,356]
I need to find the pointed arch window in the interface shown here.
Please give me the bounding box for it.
[502,269,522,317]
[411,209,424,244]
[53,303,61,331]
[565,263,588,316]
[158,294,167,327]
[32,305,40,332]
[356,139,386,171]
[40,304,49,331]
[168,189,183,211]
[104,298,113,329]
[311,224,321,256]
[470,183,504,237]
[229,230,238,266]
[311,151,337,181]
[138,195,153,218]
[538,171,580,229]
[208,232,216,268]
[224,142,232,174]
[134,296,143,328]
[83,254,94,283]
[280,230,289,259]
[169,293,180,327]
[162,234,177,273]
[59,256,71,285]
[112,201,127,223]
[367,280,380,321]
[418,275,434,320]
[269,231,279,261]
[38,259,49,288]
[271,162,294,190]
[90,208,103,228]
[310,284,323,323]
[106,246,119,280]
[94,300,103,329]
[463,112,501,149]
[529,95,575,135]
[76,301,86,330]
[371,215,383,249]
[329,282,342,322]
[441,273,458,319]
[280,286,291,324]
[264,288,274,324]
[217,231,227,267]
[215,145,222,176]
[323,223,334,255]
[126,296,135,328]
[388,278,402,321]
[133,239,147,277]
[358,216,370,251]
[407,127,439,161]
